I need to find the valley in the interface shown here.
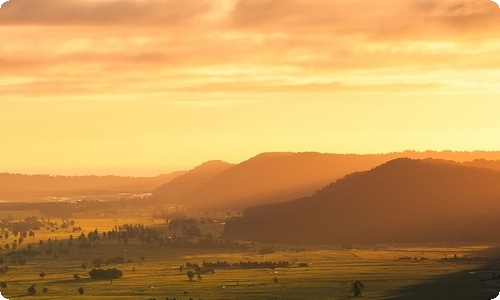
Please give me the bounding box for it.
[0,204,498,300]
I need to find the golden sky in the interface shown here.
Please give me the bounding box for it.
[2,0,500,176]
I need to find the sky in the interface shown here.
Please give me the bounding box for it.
[2,0,500,176]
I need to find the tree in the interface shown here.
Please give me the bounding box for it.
[78,287,84,295]
[186,270,195,282]
[27,284,36,295]
[74,274,81,280]
[39,272,45,279]
[352,281,364,297]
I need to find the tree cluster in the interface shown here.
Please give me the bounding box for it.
[186,260,290,270]
[88,268,123,279]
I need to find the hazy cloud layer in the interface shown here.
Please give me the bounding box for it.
[1,0,500,97]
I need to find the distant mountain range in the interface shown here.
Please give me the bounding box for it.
[224,158,500,244]
[0,171,185,200]
[4,150,500,208]
[151,151,500,209]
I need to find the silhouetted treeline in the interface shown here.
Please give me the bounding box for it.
[0,215,41,232]
[185,260,290,270]
[98,223,240,249]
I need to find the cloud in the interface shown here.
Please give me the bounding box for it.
[229,0,500,39]
[0,0,213,26]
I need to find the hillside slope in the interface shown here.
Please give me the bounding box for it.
[224,158,500,244]
[151,160,234,203]
[175,152,400,208]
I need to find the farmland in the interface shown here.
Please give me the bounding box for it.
[0,206,499,300]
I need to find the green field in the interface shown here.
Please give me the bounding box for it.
[1,209,499,300]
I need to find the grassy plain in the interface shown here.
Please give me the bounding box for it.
[0,207,499,300]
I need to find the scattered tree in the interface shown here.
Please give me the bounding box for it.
[186,270,195,282]
[27,284,36,295]
[352,280,364,297]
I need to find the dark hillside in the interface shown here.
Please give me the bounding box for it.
[224,158,500,244]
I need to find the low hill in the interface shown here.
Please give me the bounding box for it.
[169,151,500,209]
[224,158,500,244]
[151,160,234,203]
[0,171,185,200]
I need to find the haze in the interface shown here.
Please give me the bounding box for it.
[2,0,500,176]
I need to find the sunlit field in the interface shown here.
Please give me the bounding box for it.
[0,207,498,300]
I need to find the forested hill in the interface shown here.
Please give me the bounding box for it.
[224,158,500,245]
[158,151,500,209]
[0,171,185,200]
